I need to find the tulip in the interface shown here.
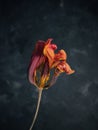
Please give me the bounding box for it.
[28,38,75,130]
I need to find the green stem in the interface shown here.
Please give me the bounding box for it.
[29,89,43,130]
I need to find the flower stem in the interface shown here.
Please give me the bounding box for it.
[29,89,43,130]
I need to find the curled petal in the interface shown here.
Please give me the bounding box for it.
[43,39,57,67]
[52,50,67,68]
[55,49,67,61]
[64,63,75,74]
[56,62,75,75]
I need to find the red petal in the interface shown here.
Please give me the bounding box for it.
[28,40,46,86]
[28,56,40,86]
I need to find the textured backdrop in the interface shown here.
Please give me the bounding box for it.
[0,0,98,130]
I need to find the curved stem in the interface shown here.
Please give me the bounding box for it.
[29,89,43,130]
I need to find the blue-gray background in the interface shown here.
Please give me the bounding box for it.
[0,0,98,130]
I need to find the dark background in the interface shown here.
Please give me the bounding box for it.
[0,0,98,130]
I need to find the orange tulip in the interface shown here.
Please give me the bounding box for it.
[28,38,75,130]
[28,38,74,89]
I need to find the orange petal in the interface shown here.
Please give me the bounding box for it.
[56,62,75,75]
[43,39,57,67]
[51,50,67,68]
[55,49,67,61]
[63,63,75,74]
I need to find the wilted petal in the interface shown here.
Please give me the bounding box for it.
[48,74,59,88]
[28,56,42,86]
[28,41,46,86]
[63,63,75,74]
[56,61,75,75]
[35,40,45,55]
[55,49,67,61]
[52,49,67,68]
[43,39,57,67]
[28,38,75,89]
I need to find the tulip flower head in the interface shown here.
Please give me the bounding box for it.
[28,38,75,130]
